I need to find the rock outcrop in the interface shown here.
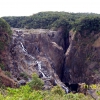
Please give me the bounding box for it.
[0,68,17,87]
[64,30,100,84]
[4,26,100,91]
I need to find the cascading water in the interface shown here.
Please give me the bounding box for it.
[54,79,69,93]
[20,42,27,52]
[19,41,35,60]
[62,85,69,93]
[19,41,69,93]
[10,29,69,93]
[36,61,47,78]
[15,35,47,79]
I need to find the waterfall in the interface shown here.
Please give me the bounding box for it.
[20,42,27,52]
[18,41,47,79]
[19,42,35,60]
[54,79,69,93]
[12,29,69,93]
[19,41,47,78]
[36,61,47,78]
[61,85,69,93]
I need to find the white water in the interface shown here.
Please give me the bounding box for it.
[20,42,35,60]
[62,85,69,93]
[36,61,47,78]
[14,32,69,93]
[20,42,27,52]
[54,79,69,93]
[19,42,47,78]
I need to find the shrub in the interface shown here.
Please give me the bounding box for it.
[0,18,12,35]
[51,85,65,96]
[28,73,44,90]
[0,63,5,70]
[20,72,28,80]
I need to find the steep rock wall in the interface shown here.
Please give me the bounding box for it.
[64,30,100,84]
[8,28,69,92]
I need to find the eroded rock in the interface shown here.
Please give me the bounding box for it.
[7,28,68,92]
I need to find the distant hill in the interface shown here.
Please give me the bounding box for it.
[2,12,100,30]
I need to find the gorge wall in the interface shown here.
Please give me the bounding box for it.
[64,30,100,85]
[7,28,69,92]
[2,26,100,91]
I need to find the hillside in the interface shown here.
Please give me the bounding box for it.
[0,18,12,70]
[1,12,100,99]
[3,11,100,29]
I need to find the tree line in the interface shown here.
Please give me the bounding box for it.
[2,11,100,33]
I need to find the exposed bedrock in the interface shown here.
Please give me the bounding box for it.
[7,28,69,92]
[63,30,100,85]
[6,28,100,92]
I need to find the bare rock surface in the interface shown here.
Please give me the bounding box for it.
[7,28,68,92]
[64,30,100,84]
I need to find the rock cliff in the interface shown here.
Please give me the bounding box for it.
[64,30,100,85]
[8,28,68,92]
[2,25,100,92]
[0,18,17,87]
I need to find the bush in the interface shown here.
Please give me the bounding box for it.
[0,84,95,100]
[20,72,28,80]
[51,85,65,96]
[28,73,44,90]
[0,18,12,35]
[0,63,5,70]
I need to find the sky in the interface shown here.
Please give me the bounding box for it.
[0,0,100,17]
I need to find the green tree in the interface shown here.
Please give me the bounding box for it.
[28,73,44,90]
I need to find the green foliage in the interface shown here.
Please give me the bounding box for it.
[0,18,12,71]
[0,18,12,50]
[0,42,5,51]
[51,85,65,96]
[0,18,12,35]
[28,73,44,90]
[3,12,100,31]
[0,84,95,100]
[20,72,28,80]
[74,17,100,36]
[6,85,43,100]
[0,63,5,70]
[97,91,100,96]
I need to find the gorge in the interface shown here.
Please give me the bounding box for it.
[7,28,69,92]
[3,26,100,93]
[1,12,100,96]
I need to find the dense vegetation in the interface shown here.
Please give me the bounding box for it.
[0,85,95,100]
[0,18,12,70]
[0,73,96,100]
[74,17,100,33]
[0,18,11,35]
[3,12,100,31]
[0,18,12,51]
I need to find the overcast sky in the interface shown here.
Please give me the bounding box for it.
[0,0,100,17]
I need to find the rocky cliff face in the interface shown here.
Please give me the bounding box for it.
[0,18,17,87]
[5,27,100,91]
[64,30,100,85]
[7,28,68,92]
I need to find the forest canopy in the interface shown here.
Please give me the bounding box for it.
[2,11,100,32]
